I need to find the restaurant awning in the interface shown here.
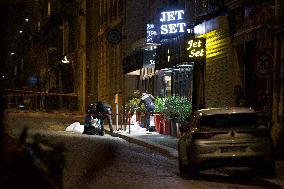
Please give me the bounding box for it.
[123,50,143,74]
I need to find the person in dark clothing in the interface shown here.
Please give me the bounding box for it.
[139,92,155,131]
[83,103,101,135]
[96,101,113,136]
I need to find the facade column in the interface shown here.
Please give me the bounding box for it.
[192,60,205,111]
[271,35,284,157]
[78,0,86,113]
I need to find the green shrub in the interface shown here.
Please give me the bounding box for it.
[126,97,145,113]
[126,90,146,113]
[163,96,192,124]
[155,97,165,113]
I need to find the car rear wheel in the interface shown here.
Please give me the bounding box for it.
[178,150,199,178]
[178,143,189,177]
[178,136,199,178]
[178,158,189,177]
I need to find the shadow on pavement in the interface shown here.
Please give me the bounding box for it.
[180,168,282,189]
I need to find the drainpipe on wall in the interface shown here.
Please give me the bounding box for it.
[79,0,86,113]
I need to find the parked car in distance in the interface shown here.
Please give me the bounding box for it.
[178,107,275,177]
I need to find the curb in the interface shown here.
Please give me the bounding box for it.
[104,129,178,160]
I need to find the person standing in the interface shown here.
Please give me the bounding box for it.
[96,101,113,136]
[139,92,155,131]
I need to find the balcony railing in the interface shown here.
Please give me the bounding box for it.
[190,0,225,22]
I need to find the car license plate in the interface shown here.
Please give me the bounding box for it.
[221,146,246,153]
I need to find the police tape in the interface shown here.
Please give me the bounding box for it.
[8,110,161,117]
[4,89,79,97]
[86,112,161,117]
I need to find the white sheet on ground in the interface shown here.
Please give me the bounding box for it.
[125,123,146,132]
[66,122,84,133]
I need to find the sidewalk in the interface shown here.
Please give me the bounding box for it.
[107,125,179,160]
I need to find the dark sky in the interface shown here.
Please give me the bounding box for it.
[0,4,9,61]
[0,2,23,78]
[0,4,14,72]
[0,2,23,90]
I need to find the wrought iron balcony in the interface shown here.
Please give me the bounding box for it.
[189,0,225,22]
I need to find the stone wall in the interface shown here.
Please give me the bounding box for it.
[202,30,235,108]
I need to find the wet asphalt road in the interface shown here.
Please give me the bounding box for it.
[4,112,283,189]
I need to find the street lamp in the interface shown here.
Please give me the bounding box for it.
[61,56,70,64]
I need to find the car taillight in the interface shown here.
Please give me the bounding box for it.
[192,132,216,139]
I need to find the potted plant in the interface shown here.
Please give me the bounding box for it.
[163,96,180,121]
[163,96,180,135]
[126,98,145,114]
[125,90,145,126]
[155,97,165,113]
[154,97,165,133]
[176,97,192,137]
[125,90,145,113]
[163,96,192,137]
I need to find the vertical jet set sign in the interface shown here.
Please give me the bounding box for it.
[184,38,206,62]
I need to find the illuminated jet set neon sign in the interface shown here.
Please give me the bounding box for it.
[184,38,206,62]
[160,10,187,35]
[146,9,188,43]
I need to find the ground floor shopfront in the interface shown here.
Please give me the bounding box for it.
[123,16,283,143]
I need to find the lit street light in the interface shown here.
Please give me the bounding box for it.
[61,56,70,64]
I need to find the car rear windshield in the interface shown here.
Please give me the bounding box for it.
[199,113,259,128]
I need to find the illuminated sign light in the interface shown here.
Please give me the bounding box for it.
[146,9,188,43]
[184,38,206,62]
[143,49,156,68]
[187,40,204,57]
[159,10,187,35]
[146,24,157,44]
[61,56,70,64]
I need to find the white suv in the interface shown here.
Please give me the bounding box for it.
[178,107,275,177]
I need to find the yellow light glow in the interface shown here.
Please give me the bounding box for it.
[197,29,230,60]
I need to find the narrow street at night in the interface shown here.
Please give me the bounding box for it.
[4,112,284,189]
[1,0,284,188]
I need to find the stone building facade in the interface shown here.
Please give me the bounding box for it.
[95,0,124,112]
